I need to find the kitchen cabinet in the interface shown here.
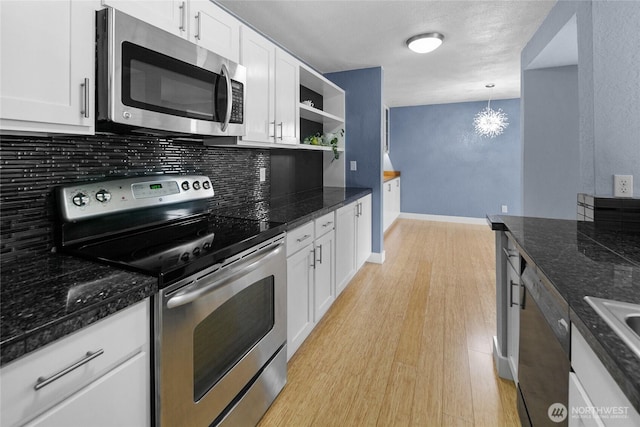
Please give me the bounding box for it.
[238,26,298,146]
[0,300,150,427]
[570,324,640,426]
[504,236,522,383]
[103,0,239,61]
[189,0,239,62]
[286,213,336,360]
[286,222,315,360]
[0,0,97,135]
[102,0,186,38]
[383,177,401,232]
[336,194,372,295]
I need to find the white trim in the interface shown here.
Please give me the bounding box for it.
[399,212,487,225]
[367,251,385,264]
[493,336,514,380]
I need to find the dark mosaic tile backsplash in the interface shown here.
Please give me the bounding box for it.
[0,135,270,264]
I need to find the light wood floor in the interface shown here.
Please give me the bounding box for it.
[259,219,519,427]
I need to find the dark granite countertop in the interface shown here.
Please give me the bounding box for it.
[1,186,371,366]
[488,215,640,413]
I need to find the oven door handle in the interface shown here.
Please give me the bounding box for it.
[166,240,284,309]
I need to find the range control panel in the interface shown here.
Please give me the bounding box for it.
[58,175,214,221]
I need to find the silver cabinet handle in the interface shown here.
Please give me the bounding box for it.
[558,318,569,334]
[278,122,284,140]
[269,121,276,138]
[502,248,518,259]
[35,349,104,390]
[396,180,399,187]
[322,221,333,228]
[195,11,202,40]
[388,184,391,191]
[179,2,186,31]
[310,248,316,269]
[359,203,363,216]
[509,280,520,307]
[317,244,323,264]
[297,234,311,243]
[81,78,90,118]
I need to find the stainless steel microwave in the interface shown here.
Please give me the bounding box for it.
[96,8,246,137]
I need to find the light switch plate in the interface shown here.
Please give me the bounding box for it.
[350,161,357,171]
[259,167,266,182]
[501,205,508,213]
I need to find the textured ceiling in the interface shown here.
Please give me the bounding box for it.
[218,0,556,107]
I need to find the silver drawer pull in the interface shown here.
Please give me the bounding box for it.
[34,349,104,390]
[322,221,333,228]
[558,318,569,333]
[296,234,311,243]
[502,247,518,258]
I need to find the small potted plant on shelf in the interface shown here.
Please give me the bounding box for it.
[303,129,344,161]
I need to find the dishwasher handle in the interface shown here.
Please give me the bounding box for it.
[166,239,284,309]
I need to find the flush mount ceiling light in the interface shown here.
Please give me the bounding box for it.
[474,84,509,138]
[406,32,444,53]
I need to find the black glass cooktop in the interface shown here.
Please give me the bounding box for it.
[64,214,285,287]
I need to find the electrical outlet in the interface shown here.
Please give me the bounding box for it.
[350,161,357,171]
[614,174,633,197]
[501,205,508,213]
[259,167,266,182]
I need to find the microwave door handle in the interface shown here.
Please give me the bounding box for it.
[166,240,284,309]
[220,63,232,132]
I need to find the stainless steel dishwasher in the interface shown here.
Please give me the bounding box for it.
[517,264,571,427]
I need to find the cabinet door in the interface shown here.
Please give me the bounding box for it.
[102,0,186,38]
[314,230,335,322]
[0,0,95,134]
[25,352,150,427]
[274,49,299,144]
[240,26,275,144]
[506,262,520,382]
[286,245,315,360]
[190,0,239,62]
[335,203,357,296]
[356,195,372,269]
[383,182,393,231]
[393,178,401,221]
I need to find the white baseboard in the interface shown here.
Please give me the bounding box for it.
[399,212,487,225]
[367,251,385,264]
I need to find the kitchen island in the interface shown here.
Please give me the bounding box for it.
[489,215,640,418]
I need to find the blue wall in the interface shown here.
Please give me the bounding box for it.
[326,67,384,255]
[389,99,521,218]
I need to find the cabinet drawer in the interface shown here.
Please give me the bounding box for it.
[504,234,521,273]
[314,212,335,238]
[0,300,149,427]
[286,222,314,257]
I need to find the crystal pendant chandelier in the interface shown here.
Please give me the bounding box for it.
[474,84,509,138]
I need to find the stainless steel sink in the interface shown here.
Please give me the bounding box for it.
[584,296,640,360]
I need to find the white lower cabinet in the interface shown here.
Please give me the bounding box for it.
[570,324,640,427]
[286,212,336,360]
[0,299,151,427]
[506,261,520,382]
[383,177,401,232]
[336,194,372,295]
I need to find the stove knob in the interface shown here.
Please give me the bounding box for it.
[95,189,111,203]
[193,181,201,190]
[202,181,211,190]
[72,192,89,207]
[181,253,190,262]
[181,181,190,191]
[192,247,201,256]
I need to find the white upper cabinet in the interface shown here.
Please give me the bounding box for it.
[274,49,300,144]
[189,1,239,62]
[239,26,299,146]
[240,26,276,144]
[102,0,187,38]
[0,0,97,134]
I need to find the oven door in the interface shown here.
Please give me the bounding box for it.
[156,236,286,427]
[96,8,245,136]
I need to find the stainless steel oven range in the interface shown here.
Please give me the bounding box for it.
[57,175,287,426]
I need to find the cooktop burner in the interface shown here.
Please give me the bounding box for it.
[57,175,286,286]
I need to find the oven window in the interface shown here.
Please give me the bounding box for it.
[193,276,275,401]
[122,42,219,121]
